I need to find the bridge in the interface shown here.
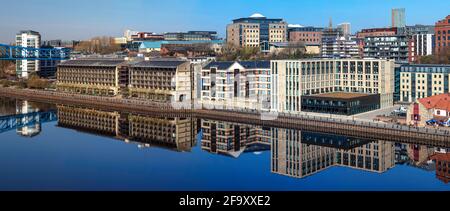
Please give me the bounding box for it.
[0,110,58,134]
[0,44,71,60]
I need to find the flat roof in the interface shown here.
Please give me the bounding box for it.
[307,92,373,99]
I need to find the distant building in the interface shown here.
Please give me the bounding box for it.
[114,37,128,45]
[131,32,164,41]
[398,64,450,103]
[363,35,410,62]
[226,13,287,52]
[337,22,351,37]
[164,31,218,41]
[392,8,406,28]
[16,30,41,78]
[321,29,359,58]
[356,27,398,57]
[410,33,435,62]
[435,15,450,55]
[288,26,324,45]
[124,29,139,41]
[397,24,435,36]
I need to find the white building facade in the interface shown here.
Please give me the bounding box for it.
[16,30,41,78]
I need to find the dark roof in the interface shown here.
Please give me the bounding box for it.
[203,61,235,70]
[239,61,270,69]
[58,59,125,67]
[203,61,270,70]
[131,60,187,68]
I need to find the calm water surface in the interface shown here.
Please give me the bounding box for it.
[0,97,449,191]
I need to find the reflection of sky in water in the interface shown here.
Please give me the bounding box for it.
[0,121,448,191]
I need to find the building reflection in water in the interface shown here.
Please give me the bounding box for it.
[56,105,197,152]
[16,100,42,137]
[200,119,396,178]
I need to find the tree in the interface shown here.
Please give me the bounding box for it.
[417,46,450,64]
[26,74,50,89]
[74,36,122,54]
[0,61,15,78]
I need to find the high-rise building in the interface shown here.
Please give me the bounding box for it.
[226,13,287,52]
[15,30,41,78]
[392,8,406,28]
[356,27,398,57]
[337,22,351,37]
[410,34,435,62]
[435,15,450,55]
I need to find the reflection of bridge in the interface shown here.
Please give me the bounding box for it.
[0,110,58,134]
[0,44,70,60]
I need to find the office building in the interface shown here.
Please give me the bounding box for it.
[435,15,450,54]
[288,26,324,45]
[131,32,164,41]
[397,24,435,36]
[200,61,271,111]
[392,8,406,28]
[124,29,139,41]
[363,35,410,62]
[15,30,41,78]
[164,31,218,41]
[270,59,394,114]
[226,13,287,52]
[398,64,450,103]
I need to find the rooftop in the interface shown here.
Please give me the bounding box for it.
[59,59,125,67]
[418,93,450,111]
[309,92,373,99]
[132,60,188,68]
[203,61,270,70]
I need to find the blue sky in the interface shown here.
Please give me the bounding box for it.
[0,0,448,43]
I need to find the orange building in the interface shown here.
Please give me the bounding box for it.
[430,153,450,184]
[435,15,450,54]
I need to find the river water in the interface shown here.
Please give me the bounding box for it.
[0,97,448,190]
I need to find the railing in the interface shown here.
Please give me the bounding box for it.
[0,44,71,60]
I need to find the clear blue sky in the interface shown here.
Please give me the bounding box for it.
[0,0,448,43]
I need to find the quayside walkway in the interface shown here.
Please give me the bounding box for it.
[0,87,449,147]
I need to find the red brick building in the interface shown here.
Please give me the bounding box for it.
[435,15,450,54]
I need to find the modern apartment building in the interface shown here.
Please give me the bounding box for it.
[392,8,406,28]
[200,61,271,111]
[270,59,395,114]
[288,26,324,45]
[363,35,410,62]
[398,64,450,102]
[356,27,398,57]
[226,13,287,52]
[15,30,41,78]
[321,29,359,58]
[435,15,450,54]
[410,33,435,62]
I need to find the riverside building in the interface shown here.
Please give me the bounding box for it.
[270,59,395,115]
